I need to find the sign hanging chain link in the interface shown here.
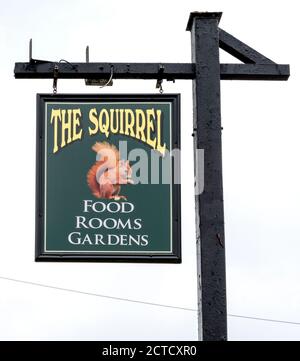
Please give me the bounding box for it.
[159,82,164,94]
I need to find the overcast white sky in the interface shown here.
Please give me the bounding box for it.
[0,0,299,341]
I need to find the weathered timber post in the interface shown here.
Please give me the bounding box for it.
[187,12,227,341]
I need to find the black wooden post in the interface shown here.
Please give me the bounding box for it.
[187,12,227,341]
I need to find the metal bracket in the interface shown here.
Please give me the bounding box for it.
[85,46,113,86]
[26,39,53,71]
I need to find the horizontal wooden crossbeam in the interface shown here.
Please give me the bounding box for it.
[220,63,289,80]
[14,62,290,81]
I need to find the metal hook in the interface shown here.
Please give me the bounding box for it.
[53,64,59,94]
[159,82,163,94]
[99,65,114,88]
[156,64,164,94]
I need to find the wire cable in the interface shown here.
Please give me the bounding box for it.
[228,314,300,326]
[0,275,300,326]
[0,275,194,312]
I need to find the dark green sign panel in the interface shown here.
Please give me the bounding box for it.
[36,94,181,262]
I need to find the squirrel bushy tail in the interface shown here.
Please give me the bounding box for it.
[92,141,119,162]
[87,142,120,198]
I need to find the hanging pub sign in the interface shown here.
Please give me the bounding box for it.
[35,94,181,262]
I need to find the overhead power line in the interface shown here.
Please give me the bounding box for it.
[0,275,194,312]
[228,314,300,326]
[0,275,300,327]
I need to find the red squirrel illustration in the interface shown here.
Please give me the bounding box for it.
[87,142,133,200]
